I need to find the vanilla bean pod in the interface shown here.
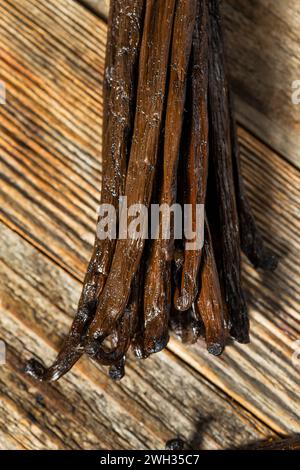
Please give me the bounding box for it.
[195,217,229,355]
[142,0,197,355]
[90,309,132,366]
[108,358,126,381]
[175,0,209,311]
[25,0,145,381]
[92,267,142,377]
[85,0,177,355]
[207,0,249,343]
[131,260,152,359]
[24,0,279,384]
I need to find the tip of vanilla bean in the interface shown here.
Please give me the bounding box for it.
[131,342,149,360]
[207,342,223,356]
[231,327,250,344]
[24,358,46,381]
[165,438,185,450]
[109,359,125,381]
[145,334,169,355]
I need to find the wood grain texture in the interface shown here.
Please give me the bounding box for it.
[85,0,300,169]
[0,223,272,450]
[223,0,300,170]
[0,0,105,278]
[0,0,299,449]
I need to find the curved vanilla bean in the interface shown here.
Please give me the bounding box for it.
[85,0,177,354]
[207,0,249,343]
[141,247,171,354]
[26,270,141,383]
[107,266,143,377]
[91,268,142,367]
[140,0,198,355]
[170,245,203,344]
[228,92,278,271]
[195,217,229,355]
[175,0,209,311]
[25,0,145,382]
[89,310,132,366]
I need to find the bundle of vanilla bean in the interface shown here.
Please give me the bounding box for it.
[26,0,277,382]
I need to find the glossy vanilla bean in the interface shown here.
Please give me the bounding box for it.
[141,0,198,355]
[175,0,209,312]
[207,0,249,343]
[25,0,278,383]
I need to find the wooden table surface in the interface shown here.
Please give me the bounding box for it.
[0,0,299,450]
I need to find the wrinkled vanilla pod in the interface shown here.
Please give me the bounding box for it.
[175,0,209,312]
[207,0,249,343]
[170,246,203,344]
[25,0,278,383]
[142,0,197,355]
[195,217,229,355]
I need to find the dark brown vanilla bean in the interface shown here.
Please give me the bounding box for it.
[170,246,203,344]
[24,0,278,384]
[175,0,209,311]
[85,0,177,354]
[131,260,149,359]
[25,0,145,382]
[207,0,249,343]
[91,268,142,367]
[228,92,278,271]
[195,217,229,355]
[89,310,132,366]
[141,0,198,355]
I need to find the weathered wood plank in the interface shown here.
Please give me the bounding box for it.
[223,0,300,169]
[0,0,105,278]
[83,0,300,169]
[0,223,272,450]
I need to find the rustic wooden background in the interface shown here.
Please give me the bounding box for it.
[0,0,299,450]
